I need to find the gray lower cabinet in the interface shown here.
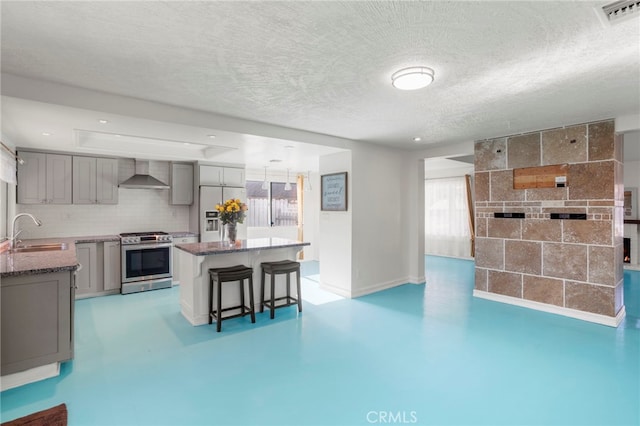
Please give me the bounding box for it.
[17,151,72,204]
[1,271,74,376]
[172,236,198,285]
[76,242,98,295]
[103,241,121,291]
[75,241,121,298]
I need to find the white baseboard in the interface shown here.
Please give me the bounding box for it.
[321,277,420,298]
[408,276,426,285]
[1,363,60,391]
[473,290,626,327]
[318,282,352,298]
[351,277,408,298]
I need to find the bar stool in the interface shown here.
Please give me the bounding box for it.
[260,260,302,319]
[208,265,256,332]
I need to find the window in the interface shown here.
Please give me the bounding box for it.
[425,177,471,258]
[271,182,297,226]
[246,180,298,227]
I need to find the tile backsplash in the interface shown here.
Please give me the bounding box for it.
[15,159,190,238]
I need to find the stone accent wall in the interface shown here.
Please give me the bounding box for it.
[474,120,624,319]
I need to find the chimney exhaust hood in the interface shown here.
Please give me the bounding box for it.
[119,160,169,189]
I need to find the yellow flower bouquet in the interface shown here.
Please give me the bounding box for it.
[215,198,248,225]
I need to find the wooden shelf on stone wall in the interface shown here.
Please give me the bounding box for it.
[513,164,568,189]
[624,219,640,224]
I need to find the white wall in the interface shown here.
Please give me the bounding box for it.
[406,156,426,285]
[318,151,352,296]
[623,153,640,265]
[302,171,320,261]
[15,159,190,238]
[350,143,411,296]
[624,160,640,192]
[318,144,424,298]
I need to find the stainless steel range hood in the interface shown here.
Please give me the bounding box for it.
[119,160,169,189]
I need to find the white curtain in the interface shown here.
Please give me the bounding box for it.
[425,176,471,258]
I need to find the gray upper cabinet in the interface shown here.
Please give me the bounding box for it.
[17,152,72,204]
[73,156,97,204]
[199,165,245,187]
[73,156,118,204]
[222,167,245,187]
[170,162,194,205]
[96,158,118,204]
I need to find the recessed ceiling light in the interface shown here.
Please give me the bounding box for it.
[269,159,282,163]
[208,135,216,139]
[285,145,294,149]
[98,119,109,124]
[115,134,122,138]
[41,132,52,136]
[183,143,191,146]
[413,137,422,142]
[391,67,435,90]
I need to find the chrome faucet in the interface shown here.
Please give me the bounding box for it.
[10,213,42,249]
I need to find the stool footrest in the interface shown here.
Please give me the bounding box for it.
[262,296,299,308]
[210,305,254,322]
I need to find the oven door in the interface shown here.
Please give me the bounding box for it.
[121,243,172,283]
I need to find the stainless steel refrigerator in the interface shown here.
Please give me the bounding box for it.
[199,186,247,242]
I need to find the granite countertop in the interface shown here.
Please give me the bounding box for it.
[170,231,199,238]
[1,235,119,278]
[175,238,310,256]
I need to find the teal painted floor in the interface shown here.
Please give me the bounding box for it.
[1,257,639,426]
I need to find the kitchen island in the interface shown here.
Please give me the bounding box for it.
[175,238,309,326]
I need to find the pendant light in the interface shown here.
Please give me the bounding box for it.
[284,168,292,191]
[261,166,268,190]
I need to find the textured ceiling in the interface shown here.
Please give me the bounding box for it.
[1,1,639,154]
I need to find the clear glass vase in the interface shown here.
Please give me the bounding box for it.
[226,222,237,244]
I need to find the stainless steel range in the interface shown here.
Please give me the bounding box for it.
[120,231,173,294]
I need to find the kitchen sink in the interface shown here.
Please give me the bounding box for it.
[10,243,68,253]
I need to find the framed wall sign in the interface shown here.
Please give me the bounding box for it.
[624,187,637,219]
[321,172,348,211]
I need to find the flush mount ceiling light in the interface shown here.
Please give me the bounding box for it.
[391,66,435,90]
[98,119,108,124]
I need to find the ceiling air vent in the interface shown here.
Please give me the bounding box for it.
[598,0,640,25]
